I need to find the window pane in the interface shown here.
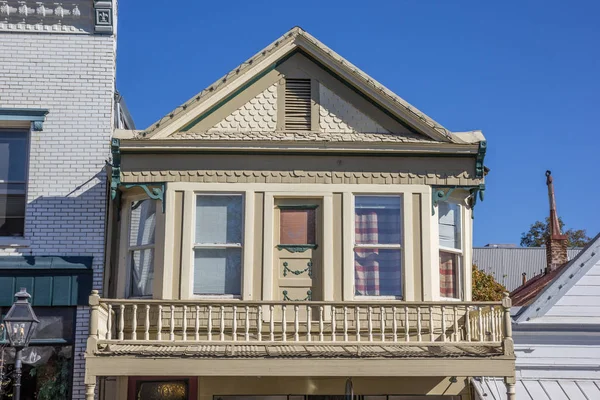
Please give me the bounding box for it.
[196,195,243,244]
[440,251,459,298]
[130,248,154,297]
[0,132,28,182]
[355,196,401,245]
[438,201,461,249]
[354,248,402,296]
[129,199,156,246]
[280,209,316,245]
[194,248,241,295]
[0,216,24,237]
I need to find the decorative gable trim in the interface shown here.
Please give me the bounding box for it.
[142,27,479,144]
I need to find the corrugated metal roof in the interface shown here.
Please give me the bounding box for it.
[472,377,600,399]
[472,248,582,291]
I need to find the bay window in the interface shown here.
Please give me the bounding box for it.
[438,201,462,299]
[128,199,156,298]
[193,194,243,296]
[354,195,402,297]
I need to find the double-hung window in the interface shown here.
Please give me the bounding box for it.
[438,201,462,299]
[354,195,402,297]
[128,199,156,298]
[0,130,29,237]
[193,194,243,296]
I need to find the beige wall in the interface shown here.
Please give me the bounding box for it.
[105,376,471,400]
[111,180,474,303]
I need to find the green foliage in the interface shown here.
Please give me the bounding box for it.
[520,217,591,248]
[30,352,71,400]
[472,265,506,301]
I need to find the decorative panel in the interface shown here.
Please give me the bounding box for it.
[208,84,277,132]
[319,84,389,133]
[280,209,316,245]
[136,380,188,400]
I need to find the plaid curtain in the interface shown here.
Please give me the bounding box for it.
[439,252,456,298]
[355,210,402,296]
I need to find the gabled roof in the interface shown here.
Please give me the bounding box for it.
[140,27,481,144]
[513,232,600,322]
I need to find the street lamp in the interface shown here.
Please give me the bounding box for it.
[3,288,39,400]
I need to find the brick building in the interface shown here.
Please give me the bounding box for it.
[0,1,129,398]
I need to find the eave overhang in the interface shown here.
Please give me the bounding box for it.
[117,139,481,156]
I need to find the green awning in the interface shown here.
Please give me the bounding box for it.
[0,256,93,306]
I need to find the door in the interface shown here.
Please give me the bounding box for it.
[274,198,323,303]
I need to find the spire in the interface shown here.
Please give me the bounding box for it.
[545,170,568,273]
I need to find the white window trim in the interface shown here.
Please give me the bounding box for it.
[124,196,158,299]
[351,193,405,301]
[0,128,31,243]
[187,192,251,300]
[437,201,464,301]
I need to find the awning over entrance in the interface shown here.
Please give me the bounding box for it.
[0,256,93,306]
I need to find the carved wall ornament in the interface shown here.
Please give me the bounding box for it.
[0,1,91,33]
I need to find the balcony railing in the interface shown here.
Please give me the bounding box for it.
[88,292,513,352]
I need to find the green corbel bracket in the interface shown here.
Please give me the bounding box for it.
[110,138,121,200]
[475,141,487,178]
[123,183,167,213]
[467,184,486,219]
[431,184,485,219]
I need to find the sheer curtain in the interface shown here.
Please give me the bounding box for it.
[129,200,156,297]
[354,196,402,296]
[438,201,461,298]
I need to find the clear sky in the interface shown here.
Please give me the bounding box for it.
[116,0,600,247]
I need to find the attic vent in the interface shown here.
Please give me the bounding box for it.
[285,78,311,130]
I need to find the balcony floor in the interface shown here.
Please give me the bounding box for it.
[95,342,504,358]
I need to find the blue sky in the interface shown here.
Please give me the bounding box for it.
[116,1,600,247]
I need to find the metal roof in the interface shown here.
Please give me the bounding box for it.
[472,377,600,399]
[473,247,582,291]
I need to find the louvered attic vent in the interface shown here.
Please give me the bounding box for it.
[285,78,311,130]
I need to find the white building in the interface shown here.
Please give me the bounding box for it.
[0,1,129,398]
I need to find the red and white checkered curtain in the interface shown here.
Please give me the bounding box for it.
[354,211,401,296]
[439,252,456,298]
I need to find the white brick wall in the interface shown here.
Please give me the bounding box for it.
[0,30,115,399]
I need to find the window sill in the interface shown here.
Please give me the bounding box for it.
[440,297,462,302]
[0,237,30,248]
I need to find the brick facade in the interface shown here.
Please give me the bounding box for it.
[0,18,116,400]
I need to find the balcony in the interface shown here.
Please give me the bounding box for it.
[85,292,515,379]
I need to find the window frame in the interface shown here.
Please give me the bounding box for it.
[437,200,463,301]
[124,197,158,299]
[0,128,31,241]
[190,192,245,299]
[352,194,404,300]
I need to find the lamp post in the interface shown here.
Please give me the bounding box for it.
[3,288,39,400]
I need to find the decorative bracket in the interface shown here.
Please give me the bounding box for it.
[276,244,318,253]
[283,261,313,278]
[94,1,113,34]
[432,184,485,219]
[475,140,487,179]
[123,183,166,213]
[109,138,121,200]
[283,290,312,301]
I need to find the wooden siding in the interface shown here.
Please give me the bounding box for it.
[538,260,600,324]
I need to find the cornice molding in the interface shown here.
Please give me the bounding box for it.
[0,1,92,33]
